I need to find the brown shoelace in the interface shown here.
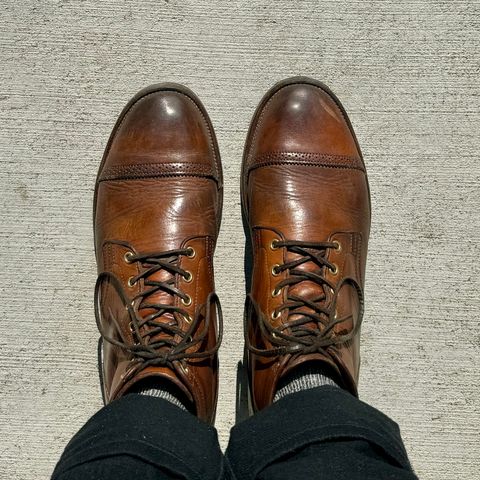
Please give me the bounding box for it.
[95,248,222,373]
[245,240,363,357]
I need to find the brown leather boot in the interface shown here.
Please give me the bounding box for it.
[94,84,223,423]
[242,77,371,412]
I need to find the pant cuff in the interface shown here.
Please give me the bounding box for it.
[226,386,413,480]
[52,394,223,480]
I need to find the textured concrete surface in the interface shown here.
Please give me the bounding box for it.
[1,1,479,479]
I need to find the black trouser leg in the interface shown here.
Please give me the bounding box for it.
[53,387,417,479]
[226,386,417,480]
[52,394,226,480]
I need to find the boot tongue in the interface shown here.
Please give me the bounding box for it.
[137,255,181,347]
[284,248,331,331]
[283,249,359,340]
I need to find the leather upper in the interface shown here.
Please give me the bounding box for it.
[242,78,371,411]
[94,84,222,423]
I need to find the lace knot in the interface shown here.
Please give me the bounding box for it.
[245,239,363,358]
[95,247,222,374]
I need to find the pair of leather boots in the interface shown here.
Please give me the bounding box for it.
[94,77,370,423]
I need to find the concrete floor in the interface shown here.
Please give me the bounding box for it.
[1,1,479,479]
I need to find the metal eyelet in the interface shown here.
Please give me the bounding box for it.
[124,251,134,263]
[270,239,280,250]
[330,264,338,275]
[272,287,282,297]
[127,276,136,287]
[180,362,189,374]
[186,247,196,258]
[271,264,281,276]
[271,310,281,320]
[182,294,192,306]
[128,321,134,333]
[332,240,341,252]
[183,271,193,283]
[183,313,192,324]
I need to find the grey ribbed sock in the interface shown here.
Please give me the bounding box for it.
[273,363,341,403]
[130,378,191,412]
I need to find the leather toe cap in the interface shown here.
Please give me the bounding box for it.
[100,85,219,180]
[246,80,361,169]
